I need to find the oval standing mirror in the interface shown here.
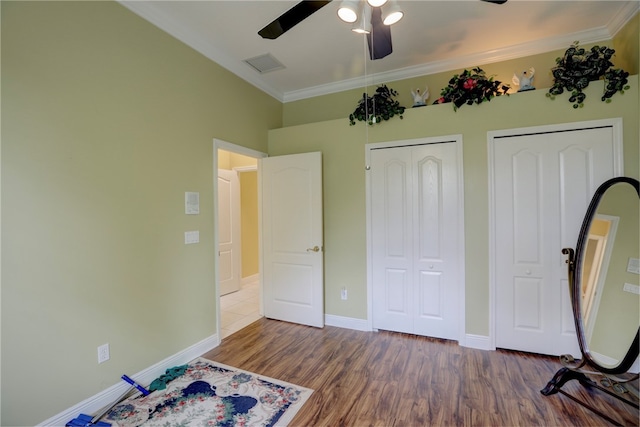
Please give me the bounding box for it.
[574,177,640,374]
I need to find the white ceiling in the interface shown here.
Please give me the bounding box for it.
[120,0,638,102]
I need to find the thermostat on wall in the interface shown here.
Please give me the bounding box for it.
[185,192,199,214]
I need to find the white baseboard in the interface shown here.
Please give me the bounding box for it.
[322,316,494,353]
[461,334,493,351]
[39,333,220,426]
[241,274,259,286]
[324,314,371,331]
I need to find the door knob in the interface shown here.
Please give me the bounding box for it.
[306,246,320,252]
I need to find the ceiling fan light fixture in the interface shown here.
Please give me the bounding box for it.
[352,26,371,34]
[382,1,403,25]
[337,0,359,23]
[367,0,388,7]
[351,3,372,34]
[351,20,371,34]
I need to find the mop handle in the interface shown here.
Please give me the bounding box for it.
[90,384,135,424]
[121,374,150,396]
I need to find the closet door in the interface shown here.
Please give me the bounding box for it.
[371,146,413,334]
[371,142,461,340]
[492,124,619,356]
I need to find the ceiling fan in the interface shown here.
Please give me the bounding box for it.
[258,0,507,60]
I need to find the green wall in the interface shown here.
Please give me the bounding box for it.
[613,12,640,74]
[1,1,281,425]
[1,1,638,425]
[268,76,640,330]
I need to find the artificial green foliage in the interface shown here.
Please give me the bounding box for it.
[149,364,189,391]
[349,85,405,126]
[547,42,630,109]
[433,67,509,111]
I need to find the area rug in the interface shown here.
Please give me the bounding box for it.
[104,357,313,427]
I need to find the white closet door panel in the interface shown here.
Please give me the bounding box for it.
[417,156,442,259]
[418,270,443,318]
[380,268,413,333]
[557,133,616,255]
[514,277,542,330]
[385,161,410,258]
[371,140,461,340]
[495,143,547,350]
[371,148,413,332]
[494,125,617,356]
[413,143,459,339]
[512,149,543,265]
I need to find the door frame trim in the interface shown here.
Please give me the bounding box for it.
[487,118,623,351]
[213,139,267,340]
[364,135,466,343]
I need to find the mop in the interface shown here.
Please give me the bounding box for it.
[66,375,149,427]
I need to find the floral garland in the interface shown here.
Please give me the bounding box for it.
[434,67,509,111]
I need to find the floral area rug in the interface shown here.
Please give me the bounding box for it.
[104,357,313,427]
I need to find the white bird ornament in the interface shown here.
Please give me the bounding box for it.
[411,86,429,107]
[512,67,536,92]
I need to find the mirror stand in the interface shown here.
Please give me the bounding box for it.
[542,365,639,426]
[540,177,639,424]
[542,241,640,425]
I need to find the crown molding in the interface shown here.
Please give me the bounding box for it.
[119,1,637,104]
[283,25,616,102]
[607,1,640,35]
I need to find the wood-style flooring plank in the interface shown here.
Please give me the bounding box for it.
[202,318,639,426]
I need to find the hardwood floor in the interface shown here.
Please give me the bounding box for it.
[202,318,639,426]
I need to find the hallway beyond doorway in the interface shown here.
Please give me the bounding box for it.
[220,278,261,338]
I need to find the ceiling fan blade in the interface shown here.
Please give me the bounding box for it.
[481,0,508,4]
[367,6,392,60]
[258,1,331,39]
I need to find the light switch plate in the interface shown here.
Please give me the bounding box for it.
[627,258,640,274]
[185,192,200,215]
[623,283,640,295]
[185,231,199,244]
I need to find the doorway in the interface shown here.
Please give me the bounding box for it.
[214,139,266,339]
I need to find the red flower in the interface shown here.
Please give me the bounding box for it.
[463,78,477,90]
[437,97,445,104]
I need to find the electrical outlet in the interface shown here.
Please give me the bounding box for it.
[97,343,110,364]
[341,287,348,300]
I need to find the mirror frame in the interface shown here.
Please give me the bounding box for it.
[572,176,640,375]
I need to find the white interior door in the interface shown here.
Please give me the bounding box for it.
[491,122,621,356]
[260,152,324,328]
[218,169,241,296]
[370,141,462,340]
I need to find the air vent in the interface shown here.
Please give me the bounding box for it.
[243,53,285,74]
